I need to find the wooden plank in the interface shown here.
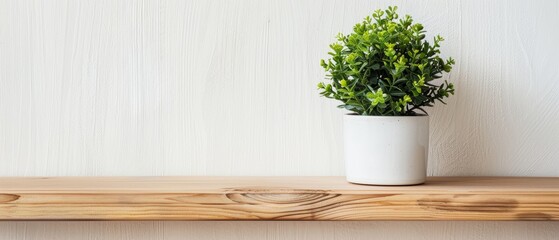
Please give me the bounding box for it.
[0,177,558,221]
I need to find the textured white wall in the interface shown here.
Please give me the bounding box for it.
[1,0,558,239]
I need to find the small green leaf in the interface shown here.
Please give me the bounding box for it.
[393,78,408,85]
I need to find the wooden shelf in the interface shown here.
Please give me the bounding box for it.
[1,176,558,221]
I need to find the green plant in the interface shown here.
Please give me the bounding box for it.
[318,6,455,116]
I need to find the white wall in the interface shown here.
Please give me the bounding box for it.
[1,0,558,239]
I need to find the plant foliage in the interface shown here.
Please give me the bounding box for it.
[318,6,455,116]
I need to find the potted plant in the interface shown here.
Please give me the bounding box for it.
[318,6,455,185]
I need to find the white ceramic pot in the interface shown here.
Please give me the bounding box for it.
[343,114,429,185]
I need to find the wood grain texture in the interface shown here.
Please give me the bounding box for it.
[1,177,558,221]
[1,0,559,238]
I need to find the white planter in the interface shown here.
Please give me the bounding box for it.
[343,114,429,185]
